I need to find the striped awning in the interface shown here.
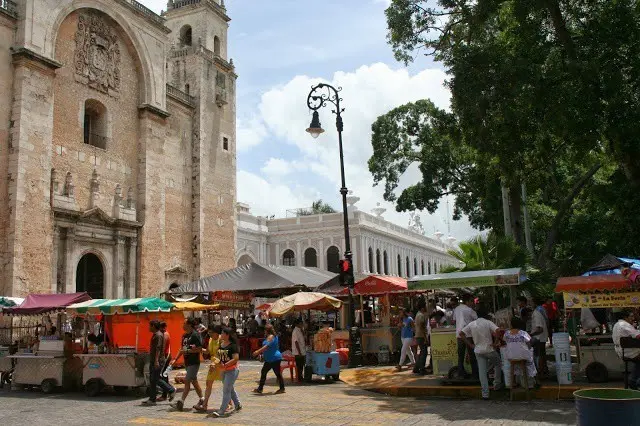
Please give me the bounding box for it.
[66,298,174,315]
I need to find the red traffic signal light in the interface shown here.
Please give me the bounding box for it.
[338,258,352,286]
[340,259,349,272]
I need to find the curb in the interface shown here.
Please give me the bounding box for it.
[362,384,581,400]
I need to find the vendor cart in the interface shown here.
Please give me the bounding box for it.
[66,297,179,396]
[409,268,524,377]
[8,340,66,393]
[269,292,342,382]
[556,273,638,383]
[1,292,91,392]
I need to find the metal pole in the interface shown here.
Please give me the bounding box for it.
[306,83,359,367]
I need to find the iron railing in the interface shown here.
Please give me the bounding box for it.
[0,0,17,17]
[167,84,196,107]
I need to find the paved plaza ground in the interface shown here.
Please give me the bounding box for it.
[0,361,576,425]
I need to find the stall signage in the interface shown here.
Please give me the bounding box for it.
[88,363,101,369]
[563,291,640,308]
[210,291,253,309]
[409,273,519,290]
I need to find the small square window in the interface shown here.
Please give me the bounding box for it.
[223,137,229,151]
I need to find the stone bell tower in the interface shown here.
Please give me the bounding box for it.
[164,0,237,278]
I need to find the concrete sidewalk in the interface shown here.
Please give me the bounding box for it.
[339,365,617,400]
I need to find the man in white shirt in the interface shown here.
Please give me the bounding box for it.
[291,319,306,383]
[454,293,478,378]
[613,309,640,389]
[460,306,502,399]
[531,299,550,375]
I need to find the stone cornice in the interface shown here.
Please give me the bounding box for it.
[138,103,170,119]
[114,0,171,34]
[11,47,62,71]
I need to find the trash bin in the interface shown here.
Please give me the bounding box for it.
[574,388,640,426]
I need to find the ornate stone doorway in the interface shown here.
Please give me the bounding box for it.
[76,253,104,299]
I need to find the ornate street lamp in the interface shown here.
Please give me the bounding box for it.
[306,83,361,368]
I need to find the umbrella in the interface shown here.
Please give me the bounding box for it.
[255,303,272,311]
[268,292,342,317]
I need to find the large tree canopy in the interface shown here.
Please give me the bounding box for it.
[370,0,640,275]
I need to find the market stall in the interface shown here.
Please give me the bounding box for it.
[556,272,638,383]
[2,292,91,393]
[65,297,178,396]
[269,292,342,381]
[0,296,24,386]
[408,268,524,376]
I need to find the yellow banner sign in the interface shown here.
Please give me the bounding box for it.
[563,292,640,309]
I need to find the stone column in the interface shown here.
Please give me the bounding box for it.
[64,227,76,294]
[51,225,60,293]
[275,243,280,264]
[318,239,325,270]
[351,237,357,272]
[113,233,126,298]
[128,237,137,298]
[359,236,366,274]
[295,241,301,266]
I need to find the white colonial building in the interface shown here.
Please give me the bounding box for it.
[236,193,459,278]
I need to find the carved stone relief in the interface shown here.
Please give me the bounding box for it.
[74,12,121,95]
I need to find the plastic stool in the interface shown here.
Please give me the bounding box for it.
[509,359,531,401]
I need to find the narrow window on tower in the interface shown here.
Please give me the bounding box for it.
[223,137,229,151]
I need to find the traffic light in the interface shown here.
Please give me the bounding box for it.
[338,258,353,287]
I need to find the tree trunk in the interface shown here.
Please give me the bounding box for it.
[537,162,602,267]
[509,186,523,246]
[542,0,577,60]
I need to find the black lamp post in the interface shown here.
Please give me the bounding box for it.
[306,83,361,368]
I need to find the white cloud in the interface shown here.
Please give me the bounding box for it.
[237,170,317,218]
[238,63,479,241]
[236,117,267,152]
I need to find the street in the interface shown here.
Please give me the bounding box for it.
[0,361,576,425]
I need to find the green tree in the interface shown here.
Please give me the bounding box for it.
[296,199,337,216]
[443,232,528,272]
[371,0,640,275]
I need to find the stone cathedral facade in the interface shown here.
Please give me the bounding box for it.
[0,0,237,298]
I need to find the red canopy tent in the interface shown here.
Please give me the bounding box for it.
[555,275,631,292]
[335,275,408,296]
[2,292,91,315]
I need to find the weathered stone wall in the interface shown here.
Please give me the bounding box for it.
[1,0,236,297]
[51,10,139,215]
[160,97,194,288]
[6,53,57,296]
[0,13,16,295]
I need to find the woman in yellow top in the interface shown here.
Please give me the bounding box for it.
[195,324,223,412]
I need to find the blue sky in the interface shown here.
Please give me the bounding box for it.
[144,0,478,242]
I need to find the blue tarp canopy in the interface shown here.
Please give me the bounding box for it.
[583,254,640,276]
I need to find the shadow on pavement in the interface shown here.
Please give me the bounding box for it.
[337,387,576,424]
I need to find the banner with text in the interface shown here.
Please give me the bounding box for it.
[563,292,640,309]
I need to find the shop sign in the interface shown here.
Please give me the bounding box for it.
[563,291,640,309]
[210,291,253,309]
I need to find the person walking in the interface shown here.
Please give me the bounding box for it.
[142,320,175,405]
[170,318,204,411]
[158,321,173,401]
[396,308,416,371]
[459,306,503,399]
[291,319,306,382]
[253,324,285,394]
[454,293,478,378]
[196,325,223,412]
[412,302,428,375]
[210,327,242,418]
